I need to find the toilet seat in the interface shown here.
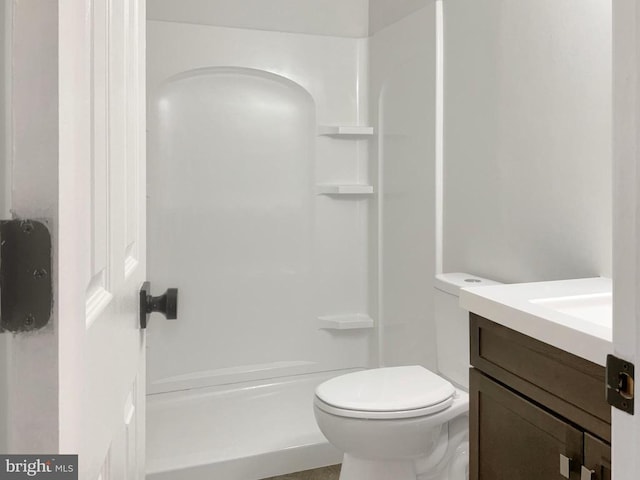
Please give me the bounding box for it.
[314,366,455,420]
[314,395,454,419]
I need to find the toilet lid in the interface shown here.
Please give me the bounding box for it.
[315,366,455,413]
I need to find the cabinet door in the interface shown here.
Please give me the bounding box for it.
[584,433,611,480]
[470,369,583,479]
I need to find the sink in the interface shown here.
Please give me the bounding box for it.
[530,292,612,328]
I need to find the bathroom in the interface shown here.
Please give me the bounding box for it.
[143,0,611,479]
[0,0,617,479]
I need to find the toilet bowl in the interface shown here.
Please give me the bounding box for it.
[313,366,469,480]
[313,273,501,480]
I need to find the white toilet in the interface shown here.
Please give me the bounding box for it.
[313,273,500,480]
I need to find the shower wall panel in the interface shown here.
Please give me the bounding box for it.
[147,21,371,393]
[369,6,438,370]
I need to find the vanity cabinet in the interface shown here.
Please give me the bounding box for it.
[469,314,611,480]
[583,433,611,480]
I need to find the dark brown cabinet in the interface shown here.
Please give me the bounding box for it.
[584,434,611,480]
[469,314,611,480]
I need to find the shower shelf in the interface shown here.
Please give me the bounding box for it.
[317,125,374,137]
[317,314,374,330]
[316,185,374,195]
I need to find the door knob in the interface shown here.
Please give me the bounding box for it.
[139,281,178,328]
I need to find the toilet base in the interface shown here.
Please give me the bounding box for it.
[340,454,418,480]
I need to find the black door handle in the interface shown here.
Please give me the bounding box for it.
[140,281,178,329]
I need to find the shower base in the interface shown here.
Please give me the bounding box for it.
[146,370,350,480]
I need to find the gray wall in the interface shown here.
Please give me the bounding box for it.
[149,0,430,38]
[147,0,369,37]
[369,0,428,35]
[443,0,612,283]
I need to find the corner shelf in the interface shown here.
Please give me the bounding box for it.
[316,184,374,195]
[317,125,374,137]
[317,314,374,330]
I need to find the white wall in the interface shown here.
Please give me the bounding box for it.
[369,5,438,369]
[369,0,428,34]
[0,1,8,454]
[147,0,369,37]
[443,0,612,283]
[0,2,5,216]
[147,21,372,393]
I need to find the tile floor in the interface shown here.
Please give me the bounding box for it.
[262,464,341,480]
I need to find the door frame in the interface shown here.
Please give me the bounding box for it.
[612,0,640,478]
[5,0,60,453]
[4,0,97,455]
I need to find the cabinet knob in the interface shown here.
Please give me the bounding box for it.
[560,454,572,479]
[581,466,595,480]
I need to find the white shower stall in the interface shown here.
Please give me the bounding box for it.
[145,1,437,478]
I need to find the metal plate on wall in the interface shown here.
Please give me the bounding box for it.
[0,220,52,332]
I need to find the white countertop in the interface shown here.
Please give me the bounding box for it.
[459,277,612,366]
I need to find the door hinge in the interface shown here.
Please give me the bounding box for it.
[0,220,53,333]
[606,354,634,414]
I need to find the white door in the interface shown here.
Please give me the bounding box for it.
[613,1,640,478]
[5,1,147,479]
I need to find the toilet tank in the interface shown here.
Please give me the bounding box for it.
[434,273,502,389]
